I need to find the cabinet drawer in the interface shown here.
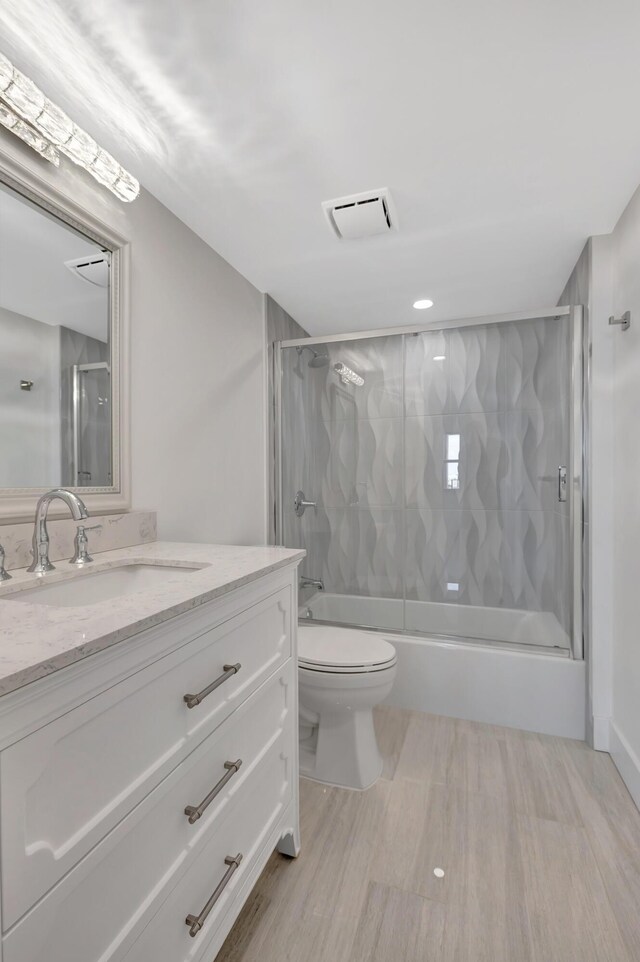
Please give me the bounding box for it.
[1,586,291,929]
[123,745,292,962]
[2,664,294,962]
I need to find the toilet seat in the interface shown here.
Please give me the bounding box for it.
[298,625,397,674]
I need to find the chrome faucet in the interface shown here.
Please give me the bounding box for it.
[28,489,89,574]
[300,575,324,591]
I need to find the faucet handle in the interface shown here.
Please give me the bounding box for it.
[294,491,317,517]
[69,524,101,566]
[0,543,12,582]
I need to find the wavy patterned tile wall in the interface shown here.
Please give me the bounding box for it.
[281,316,572,646]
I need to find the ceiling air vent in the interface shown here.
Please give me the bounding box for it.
[322,188,397,240]
[64,252,111,288]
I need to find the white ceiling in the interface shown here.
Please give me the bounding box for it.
[0,183,109,340]
[2,0,640,335]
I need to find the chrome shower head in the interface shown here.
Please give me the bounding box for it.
[308,352,329,368]
[297,345,329,368]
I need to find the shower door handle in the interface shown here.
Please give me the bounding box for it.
[558,466,568,503]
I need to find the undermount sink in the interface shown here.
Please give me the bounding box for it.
[1,563,204,608]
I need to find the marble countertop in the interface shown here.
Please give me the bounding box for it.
[0,542,305,697]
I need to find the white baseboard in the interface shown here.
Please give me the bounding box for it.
[384,636,586,740]
[609,721,640,811]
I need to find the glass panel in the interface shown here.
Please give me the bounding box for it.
[403,315,572,649]
[74,365,111,486]
[279,312,575,652]
[281,337,404,631]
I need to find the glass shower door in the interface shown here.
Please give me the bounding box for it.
[280,336,405,631]
[73,362,111,486]
[403,313,578,650]
[277,306,582,654]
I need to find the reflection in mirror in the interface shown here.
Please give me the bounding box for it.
[0,181,111,489]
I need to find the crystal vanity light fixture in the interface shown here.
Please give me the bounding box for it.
[0,52,139,202]
[333,362,365,387]
[0,101,60,164]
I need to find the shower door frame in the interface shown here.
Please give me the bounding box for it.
[275,305,584,660]
[71,360,112,487]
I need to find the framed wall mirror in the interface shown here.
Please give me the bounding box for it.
[0,155,129,521]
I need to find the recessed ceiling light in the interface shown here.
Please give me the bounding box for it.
[433,355,446,361]
[413,299,434,310]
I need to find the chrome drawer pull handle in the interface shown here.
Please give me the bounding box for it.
[184,759,242,824]
[183,663,241,709]
[185,853,243,937]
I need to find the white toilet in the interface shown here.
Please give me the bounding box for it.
[297,625,397,790]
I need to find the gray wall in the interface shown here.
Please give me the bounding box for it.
[0,135,268,545]
[127,190,266,544]
[0,306,61,487]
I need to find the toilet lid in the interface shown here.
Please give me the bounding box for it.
[298,625,396,672]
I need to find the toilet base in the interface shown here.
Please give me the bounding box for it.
[299,709,384,791]
[298,656,397,792]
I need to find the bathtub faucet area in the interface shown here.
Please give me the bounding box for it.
[300,575,324,591]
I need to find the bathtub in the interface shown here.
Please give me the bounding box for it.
[301,591,569,649]
[298,592,585,740]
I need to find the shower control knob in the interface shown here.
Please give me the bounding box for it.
[294,491,317,517]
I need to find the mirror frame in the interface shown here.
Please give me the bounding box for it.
[0,151,130,521]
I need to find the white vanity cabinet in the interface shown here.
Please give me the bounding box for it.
[0,564,300,962]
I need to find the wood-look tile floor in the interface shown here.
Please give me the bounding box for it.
[215,708,640,962]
